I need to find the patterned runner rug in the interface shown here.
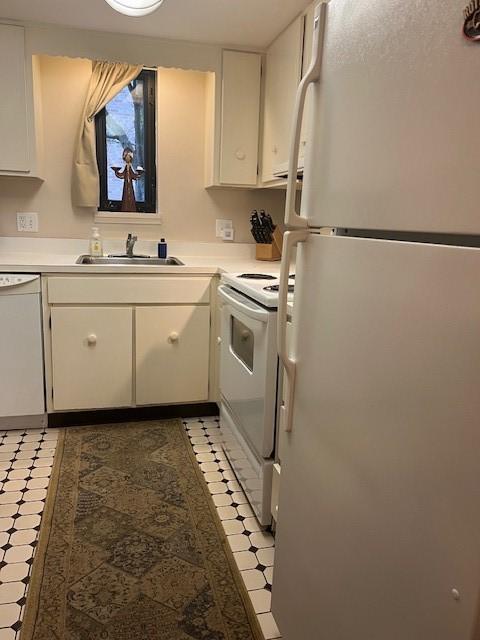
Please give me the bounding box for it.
[21,420,263,640]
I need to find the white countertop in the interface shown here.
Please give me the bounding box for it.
[0,252,283,275]
[0,238,294,314]
[0,238,284,276]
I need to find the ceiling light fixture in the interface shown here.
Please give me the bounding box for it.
[104,0,165,17]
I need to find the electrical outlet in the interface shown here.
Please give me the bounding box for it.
[216,219,233,238]
[222,227,235,242]
[17,212,39,233]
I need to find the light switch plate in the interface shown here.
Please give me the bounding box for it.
[17,212,39,233]
[216,219,233,238]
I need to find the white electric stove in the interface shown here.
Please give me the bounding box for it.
[217,271,294,525]
[220,271,295,308]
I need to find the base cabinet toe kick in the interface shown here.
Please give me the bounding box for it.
[42,275,217,413]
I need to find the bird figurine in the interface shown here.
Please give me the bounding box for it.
[111,147,144,212]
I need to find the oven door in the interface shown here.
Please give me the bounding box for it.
[218,284,277,459]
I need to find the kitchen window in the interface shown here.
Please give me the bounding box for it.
[95,68,157,213]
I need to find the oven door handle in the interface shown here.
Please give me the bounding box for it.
[218,285,270,324]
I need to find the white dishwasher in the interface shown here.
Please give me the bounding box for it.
[0,274,46,429]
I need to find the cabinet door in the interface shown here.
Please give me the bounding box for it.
[0,24,30,173]
[51,307,133,411]
[136,306,210,405]
[219,50,261,186]
[261,16,304,182]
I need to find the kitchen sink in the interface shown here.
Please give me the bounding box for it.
[76,255,184,266]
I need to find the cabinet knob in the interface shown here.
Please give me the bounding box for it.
[235,149,246,161]
[87,334,97,346]
[217,336,222,345]
[168,332,180,343]
[241,330,250,342]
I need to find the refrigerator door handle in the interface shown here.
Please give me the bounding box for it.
[277,229,309,432]
[285,2,327,229]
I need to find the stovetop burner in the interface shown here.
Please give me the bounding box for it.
[238,273,277,280]
[264,284,295,293]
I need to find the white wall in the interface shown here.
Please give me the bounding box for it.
[0,55,284,243]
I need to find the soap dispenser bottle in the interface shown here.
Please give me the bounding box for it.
[90,227,103,257]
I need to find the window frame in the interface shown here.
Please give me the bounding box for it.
[95,68,157,214]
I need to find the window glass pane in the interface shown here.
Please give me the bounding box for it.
[105,77,145,202]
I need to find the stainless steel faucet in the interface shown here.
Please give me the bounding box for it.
[125,233,138,258]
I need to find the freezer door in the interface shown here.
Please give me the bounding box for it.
[273,234,480,640]
[302,0,480,234]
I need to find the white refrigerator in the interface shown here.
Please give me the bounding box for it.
[273,1,480,639]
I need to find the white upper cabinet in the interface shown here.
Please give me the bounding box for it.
[205,50,262,188]
[261,15,304,184]
[204,3,317,190]
[0,24,42,178]
[0,25,29,173]
[219,51,262,186]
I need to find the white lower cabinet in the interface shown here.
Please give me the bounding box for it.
[46,276,213,412]
[135,305,210,405]
[51,307,133,411]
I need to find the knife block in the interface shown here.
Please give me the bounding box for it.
[256,228,283,261]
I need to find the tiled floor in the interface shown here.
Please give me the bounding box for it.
[183,416,281,640]
[0,417,280,640]
[0,427,59,639]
